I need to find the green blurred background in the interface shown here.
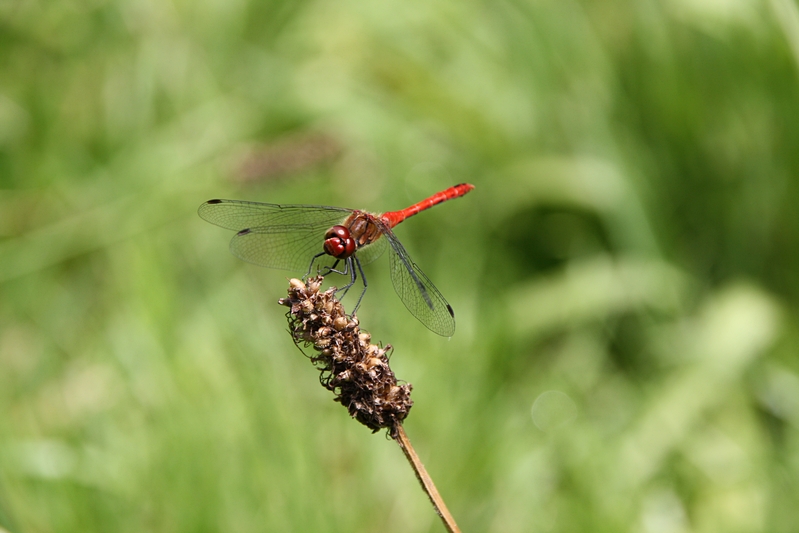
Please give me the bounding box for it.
[2,0,799,531]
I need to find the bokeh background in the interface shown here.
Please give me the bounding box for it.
[2,0,799,531]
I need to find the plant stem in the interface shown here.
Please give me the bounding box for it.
[393,423,461,533]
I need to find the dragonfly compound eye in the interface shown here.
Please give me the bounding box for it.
[323,225,356,258]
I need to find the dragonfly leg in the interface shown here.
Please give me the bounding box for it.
[306,251,328,278]
[349,257,368,315]
[321,259,350,277]
[311,253,367,315]
[335,257,357,299]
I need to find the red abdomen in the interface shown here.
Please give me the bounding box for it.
[381,183,475,228]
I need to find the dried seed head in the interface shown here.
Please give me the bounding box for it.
[279,276,413,433]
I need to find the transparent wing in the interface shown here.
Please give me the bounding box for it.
[380,223,456,337]
[198,199,352,272]
[199,199,352,232]
[354,234,388,265]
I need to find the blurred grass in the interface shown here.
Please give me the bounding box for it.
[2,0,799,531]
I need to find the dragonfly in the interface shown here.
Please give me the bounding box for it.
[198,183,475,336]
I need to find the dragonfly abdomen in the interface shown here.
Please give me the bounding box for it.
[381,183,474,227]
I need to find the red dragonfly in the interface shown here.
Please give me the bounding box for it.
[198,183,474,336]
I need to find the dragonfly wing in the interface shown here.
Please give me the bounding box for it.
[199,199,351,272]
[199,199,351,231]
[229,225,332,271]
[354,235,388,266]
[380,225,456,337]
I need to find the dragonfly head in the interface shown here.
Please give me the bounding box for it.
[323,225,356,259]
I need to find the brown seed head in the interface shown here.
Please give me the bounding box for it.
[278,276,413,434]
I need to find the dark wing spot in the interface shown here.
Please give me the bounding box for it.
[237,228,252,236]
[446,304,455,317]
[207,199,223,204]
